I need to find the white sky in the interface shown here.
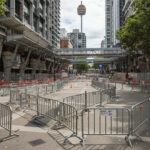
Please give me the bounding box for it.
[60,0,105,48]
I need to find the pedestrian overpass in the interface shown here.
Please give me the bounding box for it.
[69,58,119,64]
[54,48,126,58]
[54,47,126,64]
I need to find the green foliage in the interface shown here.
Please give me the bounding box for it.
[92,64,98,69]
[75,57,86,60]
[73,64,90,73]
[117,0,150,53]
[0,0,6,16]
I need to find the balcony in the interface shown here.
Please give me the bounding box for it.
[122,0,132,12]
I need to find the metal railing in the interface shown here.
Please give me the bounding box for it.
[0,103,18,141]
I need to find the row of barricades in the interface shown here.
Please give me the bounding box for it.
[63,87,116,110]
[109,77,150,93]
[7,90,150,147]
[9,79,73,104]
[0,76,74,97]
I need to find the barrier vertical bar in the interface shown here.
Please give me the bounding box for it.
[85,91,87,111]
[37,87,39,116]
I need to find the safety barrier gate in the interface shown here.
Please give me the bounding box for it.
[0,103,18,141]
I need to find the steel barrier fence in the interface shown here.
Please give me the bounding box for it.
[81,107,131,146]
[10,79,71,104]
[0,103,18,141]
[63,87,116,110]
[129,99,150,143]
[18,94,79,139]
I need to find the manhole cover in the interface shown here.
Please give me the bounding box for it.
[29,139,46,147]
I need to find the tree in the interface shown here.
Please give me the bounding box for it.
[117,0,150,54]
[0,0,6,16]
[73,64,90,73]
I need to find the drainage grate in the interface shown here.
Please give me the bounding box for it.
[29,139,46,147]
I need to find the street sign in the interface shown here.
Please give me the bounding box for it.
[100,109,116,117]
[98,64,103,69]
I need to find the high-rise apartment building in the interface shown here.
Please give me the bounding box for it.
[123,0,134,22]
[60,28,68,39]
[105,0,125,47]
[105,0,112,48]
[67,29,86,48]
[50,0,60,48]
[0,0,61,81]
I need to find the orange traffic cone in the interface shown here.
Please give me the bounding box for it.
[70,84,72,88]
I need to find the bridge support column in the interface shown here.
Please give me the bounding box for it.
[48,62,53,74]
[32,55,41,80]
[3,44,19,81]
[20,49,31,80]
[0,37,3,59]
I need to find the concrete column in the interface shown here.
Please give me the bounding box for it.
[0,38,3,59]
[48,62,52,73]
[30,3,33,27]
[10,0,15,17]
[20,49,32,80]
[3,44,19,81]
[32,55,41,78]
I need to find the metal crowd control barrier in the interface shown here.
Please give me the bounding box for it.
[127,99,150,147]
[0,87,10,96]
[63,87,116,110]
[24,94,79,141]
[81,107,131,146]
[63,93,86,110]
[0,103,18,141]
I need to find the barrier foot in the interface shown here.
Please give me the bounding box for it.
[52,123,65,130]
[0,133,19,143]
[125,135,132,147]
[82,139,85,147]
[135,133,144,142]
[64,133,75,143]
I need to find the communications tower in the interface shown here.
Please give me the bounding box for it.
[77,1,86,33]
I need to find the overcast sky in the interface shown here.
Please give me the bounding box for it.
[60,0,105,48]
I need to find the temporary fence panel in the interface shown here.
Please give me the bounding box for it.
[0,103,13,141]
[131,100,150,134]
[63,94,85,110]
[87,91,100,107]
[81,107,130,145]
[25,95,78,135]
